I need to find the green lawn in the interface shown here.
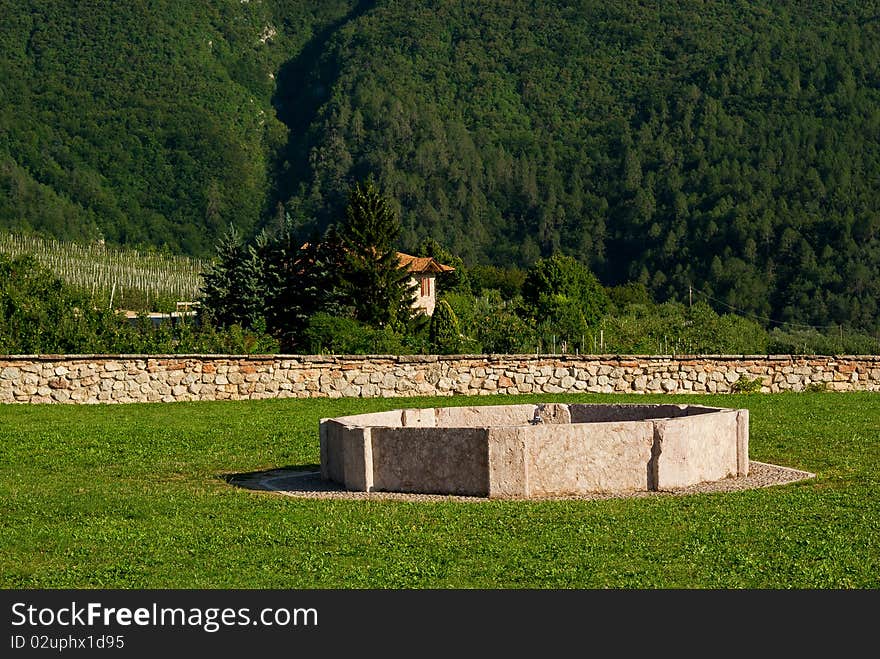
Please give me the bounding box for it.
[1,392,878,588]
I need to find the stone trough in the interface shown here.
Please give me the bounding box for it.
[319,403,749,499]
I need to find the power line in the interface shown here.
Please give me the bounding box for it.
[689,284,844,332]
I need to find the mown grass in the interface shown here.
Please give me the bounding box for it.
[1,392,878,589]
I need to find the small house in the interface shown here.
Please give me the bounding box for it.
[395,252,455,316]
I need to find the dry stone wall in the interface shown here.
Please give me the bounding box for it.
[1,354,879,404]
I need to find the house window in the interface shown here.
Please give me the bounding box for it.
[420,277,431,297]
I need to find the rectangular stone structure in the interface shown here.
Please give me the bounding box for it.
[320,403,750,497]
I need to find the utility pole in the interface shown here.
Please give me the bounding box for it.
[689,285,693,307]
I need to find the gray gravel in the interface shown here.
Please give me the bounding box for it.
[228,460,815,503]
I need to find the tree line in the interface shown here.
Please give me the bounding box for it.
[198,180,880,357]
[3,173,878,355]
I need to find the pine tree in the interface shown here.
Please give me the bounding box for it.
[199,225,265,330]
[262,222,351,351]
[339,178,417,329]
[258,219,302,349]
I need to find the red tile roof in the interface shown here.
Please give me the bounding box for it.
[395,252,455,274]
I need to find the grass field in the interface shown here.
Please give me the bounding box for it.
[1,392,878,589]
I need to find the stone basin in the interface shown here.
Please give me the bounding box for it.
[319,403,749,498]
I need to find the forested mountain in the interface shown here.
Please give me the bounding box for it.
[0,0,356,253]
[3,1,880,332]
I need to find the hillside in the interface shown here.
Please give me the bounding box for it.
[2,1,880,331]
[0,0,357,254]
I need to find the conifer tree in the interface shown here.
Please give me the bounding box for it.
[199,225,265,330]
[429,299,462,354]
[339,178,416,329]
[262,221,350,351]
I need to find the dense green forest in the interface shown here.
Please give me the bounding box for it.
[0,0,356,253]
[3,1,880,334]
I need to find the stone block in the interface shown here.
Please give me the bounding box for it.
[436,404,534,428]
[319,419,346,485]
[370,426,488,496]
[736,409,749,477]
[525,421,654,495]
[1,367,21,380]
[653,411,739,490]
[401,407,437,427]
[487,428,528,498]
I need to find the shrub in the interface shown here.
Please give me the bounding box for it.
[522,254,610,336]
[302,313,411,354]
[429,300,462,354]
[731,374,763,393]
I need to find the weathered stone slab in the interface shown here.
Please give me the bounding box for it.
[342,426,372,492]
[537,403,571,424]
[320,419,367,489]
[568,403,702,423]
[401,407,438,427]
[370,427,489,496]
[487,428,528,498]
[736,409,749,477]
[653,410,739,489]
[331,409,405,428]
[524,421,654,495]
[435,404,537,428]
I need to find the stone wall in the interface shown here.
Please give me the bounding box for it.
[1,354,879,404]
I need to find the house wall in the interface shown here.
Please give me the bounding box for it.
[1,354,878,404]
[410,274,436,315]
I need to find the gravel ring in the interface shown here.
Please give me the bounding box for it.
[228,460,816,502]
